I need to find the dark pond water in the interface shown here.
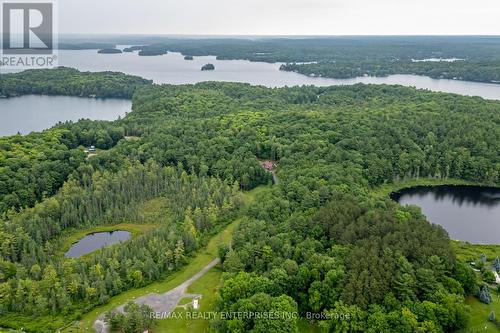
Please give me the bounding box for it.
[65,230,131,258]
[392,185,500,244]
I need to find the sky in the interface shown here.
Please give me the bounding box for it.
[59,0,500,35]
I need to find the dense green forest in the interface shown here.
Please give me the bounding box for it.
[121,82,499,332]
[62,36,500,83]
[58,42,116,50]
[0,68,151,214]
[0,129,85,215]
[0,161,240,331]
[0,68,499,332]
[0,67,151,98]
[280,60,500,83]
[0,121,127,215]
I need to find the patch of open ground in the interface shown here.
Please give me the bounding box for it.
[94,259,219,333]
[154,267,222,332]
[460,296,500,333]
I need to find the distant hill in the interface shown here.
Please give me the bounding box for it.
[97,48,122,54]
[59,42,116,50]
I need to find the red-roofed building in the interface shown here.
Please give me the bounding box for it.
[260,160,276,171]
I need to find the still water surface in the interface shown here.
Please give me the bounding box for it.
[392,185,500,244]
[0,95,131,136]
[65,231,131,258]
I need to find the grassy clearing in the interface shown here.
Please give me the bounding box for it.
[452,241,500,263]
[0,314,67,333]
[137,197,171,223]
[371,178,479,198]
[242,184,272,205]
[178,297,196,306]
[155,267,223,332]
[460,296,500,333]
[453,242,500,332]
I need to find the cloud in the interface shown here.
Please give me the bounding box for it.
[58,0,500,35]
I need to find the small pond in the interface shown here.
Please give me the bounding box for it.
[65,230,131,258]
[392,185,500,244]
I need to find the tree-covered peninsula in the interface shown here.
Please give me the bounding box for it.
[97,48,123,54]
[0,67,152,98]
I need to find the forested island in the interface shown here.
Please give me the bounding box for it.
[123,46,143,52]
[0,68,499,332]
[58,42,116,50]
[97,48,123,54]
[137,45,169,56]
[201,63,215,71]
[279,59,500,83]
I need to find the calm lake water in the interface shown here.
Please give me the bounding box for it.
[0,95,131,136]
[50,49,500,100]
[65,230,131,258]
[392,185,500,244]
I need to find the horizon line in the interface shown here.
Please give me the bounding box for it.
[58,33,500,37]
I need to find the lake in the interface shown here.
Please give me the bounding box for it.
[51,49,500,100]
[392,185,500,244]
[0,95,131,136]
[3,49,500,136]
[65,230,131,258]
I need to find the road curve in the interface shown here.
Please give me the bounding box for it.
[94,258,220,333]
